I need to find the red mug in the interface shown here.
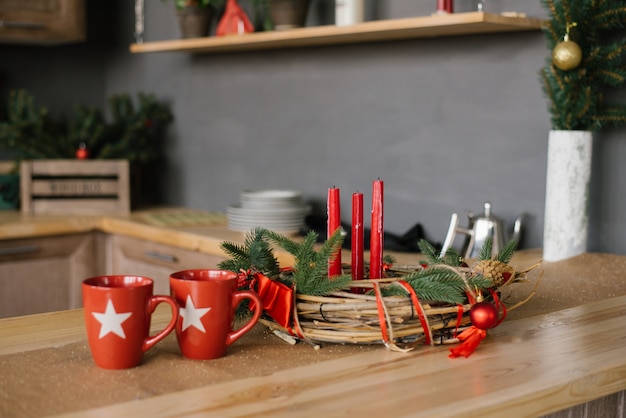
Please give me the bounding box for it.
[169,269,263,360]
[82,276,179,369]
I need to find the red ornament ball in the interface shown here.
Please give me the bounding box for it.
[76,143,89,160]
[470,302,500,330]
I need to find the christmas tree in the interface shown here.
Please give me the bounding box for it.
[540,0,626,131]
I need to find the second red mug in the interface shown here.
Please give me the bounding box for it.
[169,269,263,360]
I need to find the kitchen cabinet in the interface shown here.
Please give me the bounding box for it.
[130,12,545,55]
[0,232,99,318]
[107,234,225,295]
[0,0,86,45]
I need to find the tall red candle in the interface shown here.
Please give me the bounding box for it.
[369,179,384,279]
[327,187,342,276]
[351,192,364,281]
[436,0,453,13]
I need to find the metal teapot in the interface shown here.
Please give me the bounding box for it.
[440,202,523,260]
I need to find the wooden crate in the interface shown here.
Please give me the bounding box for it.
[20,160,130,215]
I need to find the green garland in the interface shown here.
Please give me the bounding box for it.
[0,90,172,164]
[540,0,626,131]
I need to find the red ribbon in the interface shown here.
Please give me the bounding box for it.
[453,304,464,337]
[396,281,432,345]
[448,326,487,358]
[372,280,433,347]
[372,282,390,343]
[252,273,294,330]
[488,289,507,328]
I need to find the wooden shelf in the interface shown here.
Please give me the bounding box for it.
[130,11,545,55]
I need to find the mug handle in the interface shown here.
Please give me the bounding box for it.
[142,295,179,352]
[226,291,263,346]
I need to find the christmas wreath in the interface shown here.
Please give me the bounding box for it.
[218,228,541,358]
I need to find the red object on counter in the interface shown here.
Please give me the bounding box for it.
[369,179,384,279]
[327,187,342,276]
[351,192,364,281]
[437,0,453,13]
[216,0,254,36]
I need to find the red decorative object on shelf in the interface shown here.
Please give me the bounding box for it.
[76,143,89,159]
[216,0,254,36]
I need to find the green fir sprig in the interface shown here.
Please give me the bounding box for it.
[403,267,470,305]
[495,239,518,264]
[217,227,280,277]
[264,228,353,296]
[476,237,518,263]
[418,239,463,267]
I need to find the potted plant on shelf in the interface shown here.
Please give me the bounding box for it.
[258,0,310,31]
[540,0,626,261]
[165,0,225,38]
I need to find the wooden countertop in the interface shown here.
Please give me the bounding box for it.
[0,208,300,265]
[0,207,439,267]
[2,210,626,416]
[1,281,625,417]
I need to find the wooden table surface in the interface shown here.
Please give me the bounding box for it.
[1,251,626,418]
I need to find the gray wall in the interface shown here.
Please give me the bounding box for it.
[2,0,625,254]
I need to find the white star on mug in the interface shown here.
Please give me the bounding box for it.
[180,295,211,332]
[92,299,132,339]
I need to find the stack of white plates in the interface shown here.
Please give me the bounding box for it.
[227,189,310,234]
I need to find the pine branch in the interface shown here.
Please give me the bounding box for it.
[265,228,351,296]
[217,228,279,276]
[540,0,626,131]
[404,267,470,305]
[478,238,493,261]
[496,240,518,264]
[417,239,440,264]
[264,228,303,256]
[467,274,493,290]
[0,90,172,163]
[417,239,462,266]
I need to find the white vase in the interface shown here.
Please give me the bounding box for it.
[543,130,593,262]
[335,0,364,26]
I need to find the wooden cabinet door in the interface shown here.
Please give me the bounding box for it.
[0,233,98,318]
[107,235,225,295]
[0,0,86,45]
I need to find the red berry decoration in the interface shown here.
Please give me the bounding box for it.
[76,143,89,160]
[470,302,500,330]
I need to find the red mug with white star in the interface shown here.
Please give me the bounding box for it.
[169,269,263,360]
[82,276,179,369]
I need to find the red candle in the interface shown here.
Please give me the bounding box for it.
[436,0,453,13]
[327,187,342,276]
[369,179,384,279]
[351,192,364,281]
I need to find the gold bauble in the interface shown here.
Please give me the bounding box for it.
[552,40,583,71]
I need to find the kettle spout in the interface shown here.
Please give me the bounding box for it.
[510,214,524,244]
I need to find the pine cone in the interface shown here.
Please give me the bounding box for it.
[472,259,515,287]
